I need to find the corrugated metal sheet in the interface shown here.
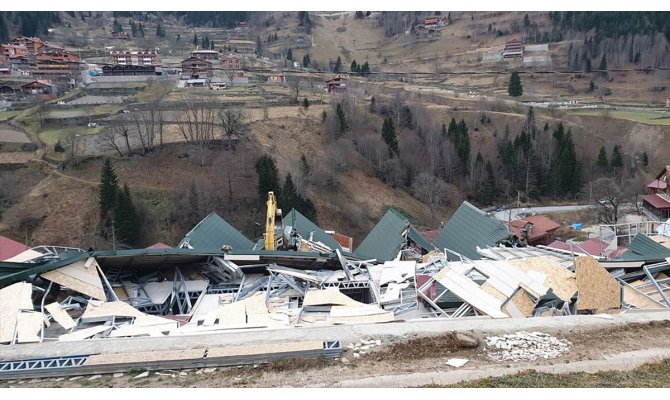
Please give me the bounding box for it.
[179,212,253,251]
[432,201,511,260]
[618,234,670,262]
[355,209,433,262]
[284,209,342,250]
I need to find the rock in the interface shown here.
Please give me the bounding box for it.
[113,373,124,378]
[179,371,187,377]
[353,353,360,359]
[455,333,479,348]
[196,370,203,375]
[69,376,83,381]
[52,378,64,382]
[341,357,350,365]
[88,375,102,381]
[133,371,150,379]
[375,340,381,346]
[204,368,217,373]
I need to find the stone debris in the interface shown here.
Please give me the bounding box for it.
[446,358,469,368]
[204,368,217,373]
[179,371,188,377]
[113,373,124,378]
[133,371,150,379]
[68,376,83,381]
[341,357,350,364]
[87,374,102,381]
[485,331,571,362]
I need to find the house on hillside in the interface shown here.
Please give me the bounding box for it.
[21,80,56,96]
[111,31,130,40]
[503,215,561,246]
[325,76,346,93]
[503,39,524,58]
[642,165,670,220]
[222,55,241,70]
[109,50,160,66]
[191,49,220,61]
[181,56,213,79]
[267,74,285,83]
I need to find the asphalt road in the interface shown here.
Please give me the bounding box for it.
[493,204,594,221]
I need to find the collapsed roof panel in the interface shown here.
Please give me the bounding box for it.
[355,209,433,262]
[617,234,670,262]
[433,201,511,260]
[284,209,342,251]
[178,212,254,251]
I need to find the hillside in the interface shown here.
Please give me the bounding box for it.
[1,11,670,250]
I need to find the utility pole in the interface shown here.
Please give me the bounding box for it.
[111,218,116,250]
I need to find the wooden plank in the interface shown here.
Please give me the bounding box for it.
[45,302,76,330]
[303,287,366,308]
[475,260,549,298]
[480,281,508,302]
[575,256,621,311]
[503,289,536,318]
[208,341,323,358]
[16,311,43,343]
[216,300,246,326]
[59,325,112,341]
[433,267,509,318]
[84,349,206,365]
[41,258,106,301]
[0,282,33,343]
[623,286,665,309]
[508,256,577,302]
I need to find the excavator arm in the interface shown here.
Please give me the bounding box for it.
[263,192,277,250]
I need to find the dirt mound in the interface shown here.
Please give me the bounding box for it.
[378,332,480,361]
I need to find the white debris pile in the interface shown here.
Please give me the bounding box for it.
[346,338,383,358]
[485,331,571,361]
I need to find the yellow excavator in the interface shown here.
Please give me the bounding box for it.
[263,191,300,251]
[263,191,283,250]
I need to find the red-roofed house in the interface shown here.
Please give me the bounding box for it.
[547,238,625,259]
[503,215,560,245]
[0,234,29,261]
[643,165,670,220]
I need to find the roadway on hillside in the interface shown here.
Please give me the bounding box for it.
[493,204,594,221]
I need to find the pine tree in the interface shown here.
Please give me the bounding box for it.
[642,151,649,167]
[611,144,623,169]
[303,97,310,109]
[300,198,318,224]
[508,71,523,97]
[361,61,370,76]
[280,173,300,212]
[193,33,198,46]
[369,96,376,113]
[381,117,400,157]
[156,21,165,37]
[598,53,608,72]
[255,154,281,203]
[302,54,310,68]
[138,22,145,37]
[114,184,140,246]
[176,33,181,42]
[350,60,358,73]
[130,20,138,37]
[99,159,119,222]
[286,48,293,61]
[333,56,342,73]
[597,146,609,170]
[112,19,123,32]
[335,103,349,135]
[480,160,497,205]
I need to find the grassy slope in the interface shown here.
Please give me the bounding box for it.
[442,358,670,388]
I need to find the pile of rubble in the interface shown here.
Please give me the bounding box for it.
[485,331,572,362]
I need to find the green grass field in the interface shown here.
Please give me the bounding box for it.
[39,126,102,145]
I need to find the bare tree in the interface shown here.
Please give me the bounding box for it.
[218,108,249,150]
[99,127,125,157]
[62,127,84,167]
[175,94,220,166]
[224,68,237,87]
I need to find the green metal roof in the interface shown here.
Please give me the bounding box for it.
[179,212,253,251]
[354,209,433,262]
[284,209,342,250]
[0,251,90,289]
[617,234,670,262]
[432,201,511,260]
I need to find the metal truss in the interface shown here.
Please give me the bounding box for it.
[0,355,88,374]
